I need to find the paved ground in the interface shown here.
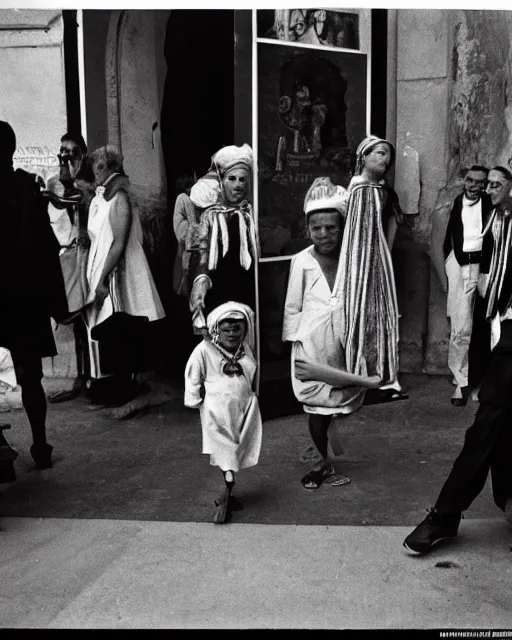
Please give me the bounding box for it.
[1,517,511,629]
[1,373,511,629]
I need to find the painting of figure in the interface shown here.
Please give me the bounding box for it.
[258,9,360,50]
[257,43,367,258]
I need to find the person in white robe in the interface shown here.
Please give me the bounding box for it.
[185,301,262,524]
[282,177,381,491]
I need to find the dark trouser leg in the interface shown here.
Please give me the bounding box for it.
[308,414,332,462]
[11,354,47,447]
[490,408,512,511]
[468,293,492,390]
[73,315,90,384]
[435,403,508,514]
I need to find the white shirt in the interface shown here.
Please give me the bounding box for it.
[461,196,483,253]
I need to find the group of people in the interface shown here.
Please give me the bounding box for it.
[2,115,511,547]
[177,135,406,522]
[0,120,164,471]
[176,138,512,545]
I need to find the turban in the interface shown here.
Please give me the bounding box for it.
[212,143,253,178]
[355,135,395,176]
[303,176,348,218]
[206,301,255,352]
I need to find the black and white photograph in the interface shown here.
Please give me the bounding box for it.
[0,3,512,635]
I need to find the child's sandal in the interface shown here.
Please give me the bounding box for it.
[300,466,331,490]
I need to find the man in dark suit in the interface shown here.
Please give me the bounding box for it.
[443,165,493,406]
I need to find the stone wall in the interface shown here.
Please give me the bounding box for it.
[395,9,512,374]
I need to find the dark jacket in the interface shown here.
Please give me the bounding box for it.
[443,192,494,273]
[0,168,68,357]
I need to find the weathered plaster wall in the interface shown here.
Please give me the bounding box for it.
[427,10,512,373]
[395,9,512,374]
[394,10,451,373]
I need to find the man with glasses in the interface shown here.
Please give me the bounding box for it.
[443,165,493,406]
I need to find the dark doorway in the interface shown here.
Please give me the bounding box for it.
[371,9,388,138]
[160,10,235,376]
[62,10,82,135]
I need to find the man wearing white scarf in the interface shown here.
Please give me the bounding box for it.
[186,144,258,334]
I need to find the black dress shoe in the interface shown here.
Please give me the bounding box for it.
[30,443,54,470]
[450,386,469,407]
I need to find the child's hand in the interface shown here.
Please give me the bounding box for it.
[295,359,318,382]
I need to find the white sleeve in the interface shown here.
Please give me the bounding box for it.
[184,344,205,408]
[281,254,304,343]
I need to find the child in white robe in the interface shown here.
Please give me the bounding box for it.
[185,301,262,523]
[283,177,381,491]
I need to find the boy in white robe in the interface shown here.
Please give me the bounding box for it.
[185,301,262,524]
[283,177,381,491]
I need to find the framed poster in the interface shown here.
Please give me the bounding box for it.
[257,42,367,258]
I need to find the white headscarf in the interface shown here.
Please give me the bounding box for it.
[206,301,256,352]
[212,143,253,179]
[303,176,348,218]
[190,177,221,209]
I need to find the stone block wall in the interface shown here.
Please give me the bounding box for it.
[394,9,512,374]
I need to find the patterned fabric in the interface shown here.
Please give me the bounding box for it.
[337,177,400,385]
[484,209,512,320]
[197,200,258,272]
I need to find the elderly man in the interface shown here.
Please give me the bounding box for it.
[404,166,512,555]
[443,165,493,406]
[44,133,95,403]
[0,121,68,469]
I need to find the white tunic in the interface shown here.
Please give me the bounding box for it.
[85,189,166,378]
[184,339,262,472]
[282,247,365,415]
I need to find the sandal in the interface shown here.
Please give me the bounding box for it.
[324,472,351,487]
[364,389,409,406]
[48,388,80,404]
[300,466,331,491]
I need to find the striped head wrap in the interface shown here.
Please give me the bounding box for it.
[355,136,396,176]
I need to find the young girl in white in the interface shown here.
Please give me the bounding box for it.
[184,301,262,523]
